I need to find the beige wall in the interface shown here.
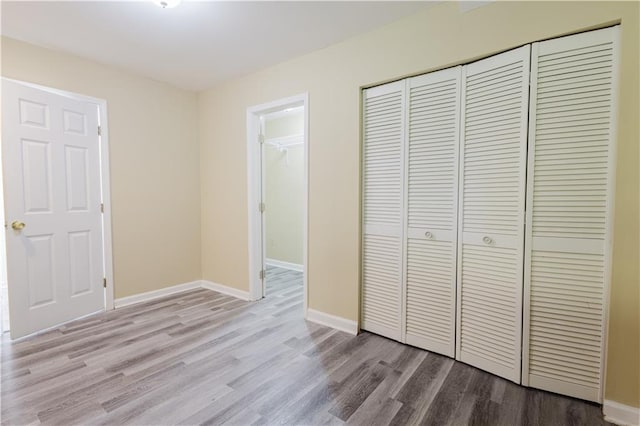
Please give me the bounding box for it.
[264,112,304,265]
[265,111,304,138]
[199,1,639,407]
[1,36,202,299]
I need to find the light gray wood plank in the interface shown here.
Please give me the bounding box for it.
[1,266,612,426]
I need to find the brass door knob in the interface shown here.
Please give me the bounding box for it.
[11,221,26,231]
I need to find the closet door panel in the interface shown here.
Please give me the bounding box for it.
[361,82,405,340]
[457,46,530,383]
[523,27,619,402]
[404,67,461,357]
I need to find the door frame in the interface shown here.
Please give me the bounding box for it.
[1,78,115,311]
[246,93,309,315]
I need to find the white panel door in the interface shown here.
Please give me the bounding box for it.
[2,79,104,339]
[456,46,530,383]
[523,27,620,402]
[404,67,461,357]
[361,81,405,340]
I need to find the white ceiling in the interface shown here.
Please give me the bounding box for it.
[1,1,432,91]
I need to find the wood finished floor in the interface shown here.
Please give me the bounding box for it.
[1,266,609,426]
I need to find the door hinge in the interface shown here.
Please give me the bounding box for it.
[103,278,107,288]
[258,134,265,145]
[100,203,104,213]
[259,202,266,213]
[98,126,102,136]
[259,270,265,280]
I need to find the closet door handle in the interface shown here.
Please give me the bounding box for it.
[424,231,433,240]
[482,236,493,245]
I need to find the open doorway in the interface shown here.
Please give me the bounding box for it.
[262,107,304,303]
[246,93,308,317]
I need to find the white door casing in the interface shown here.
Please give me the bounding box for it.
[456,45,531,383]
[523,26,620,403]
[2,79,105,339]
[361,81,405,341]
[404,66,461,357]
[259,115,267,297]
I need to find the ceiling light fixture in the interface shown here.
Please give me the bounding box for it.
[154,0,181,9]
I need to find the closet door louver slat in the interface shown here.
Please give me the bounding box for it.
[361,82,405,340]
[404,67,461,357]
[457,46,530,383]
[523,26,619,403]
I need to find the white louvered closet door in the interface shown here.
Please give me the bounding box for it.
[404,67,461,357]
[523,27,619,403]
[457,46,530,383]
[361,81,405,341]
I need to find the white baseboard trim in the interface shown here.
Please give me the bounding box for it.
[306,308,358,335]
[201,280,253,301]
[603,400,640,426]
[114,279,254,308]
[265,258,303,272]
[114,280,202,308]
